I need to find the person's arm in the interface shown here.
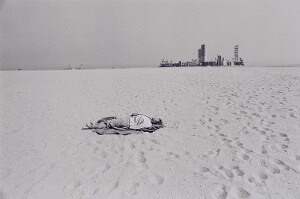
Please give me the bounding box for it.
[131,113,151,119]
[97,116,117,124]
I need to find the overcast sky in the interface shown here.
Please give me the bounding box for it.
[1,0,300,70]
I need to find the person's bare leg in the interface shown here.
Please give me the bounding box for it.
[86,122,106,129]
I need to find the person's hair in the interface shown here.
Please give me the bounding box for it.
[151,117,163,125]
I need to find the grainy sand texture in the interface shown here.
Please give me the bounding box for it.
[1,67,300,199]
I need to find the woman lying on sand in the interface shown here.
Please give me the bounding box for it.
[83,113,164,134]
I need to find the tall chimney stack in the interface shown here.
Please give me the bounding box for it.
[234,45,239,61]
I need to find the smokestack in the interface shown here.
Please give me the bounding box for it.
[217,55,222,66]
[234,45,239,61]
[198,44,206,64]
[198,49,202,64]
[201,44,206,62]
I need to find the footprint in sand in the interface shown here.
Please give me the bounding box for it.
[272,167,281,174]
[274,159,291,171]
[136,151,148,167]
[108,181,119,193]
[281,143,289,151]
[89,173,99,181]
[289,112,296,118]
[149,138,160,145]
[218,165,234,179]
[209,165,235,180]
[166,152,180,159]
[220,137,232,145]
[230,166,245,177]
[92,187,99,195]
[217,132,227,137]
[242,129,250,135]
[259,130,267,135]
[242,154,250,161]
[252,113,262,118]
[261,158,284,175]
[279,133,288,138]
[199,118,206,126]
[127,182,139,195]
[236,187,250,198]
[149,174,164,185]
[204,183,228,199]
[203,149,220,159]
[130,143,136,149]
[199,167,211,173]
[261,146,268,155]
[116,154,124,163]
[207,106,219,115]
[118,146,125,151]
[235,140,244,149]
[258,172,268,182]
[245,148,253,153]
[102,163,111,173]
[220,119,229,124]
[64,181,81,194]
[72,181,81,190]
[184,151,191,157]
[247,175,265,192]
[214,124,221,130]
[101,150,108,159]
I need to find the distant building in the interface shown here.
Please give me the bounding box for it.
[233,45,244,66]
[198,44,206,65]
[160,43,245,67]
[217,55,222,66]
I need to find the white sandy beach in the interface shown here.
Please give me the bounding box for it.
[1,67,300,199]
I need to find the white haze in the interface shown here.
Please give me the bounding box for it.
[0,0,300,70]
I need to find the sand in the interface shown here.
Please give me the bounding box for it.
[1,67,300,199]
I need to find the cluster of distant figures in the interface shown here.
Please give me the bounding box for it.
[64,64,85,70]
[83,113,164,135]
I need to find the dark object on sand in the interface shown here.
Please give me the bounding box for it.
[82,113,164,135]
